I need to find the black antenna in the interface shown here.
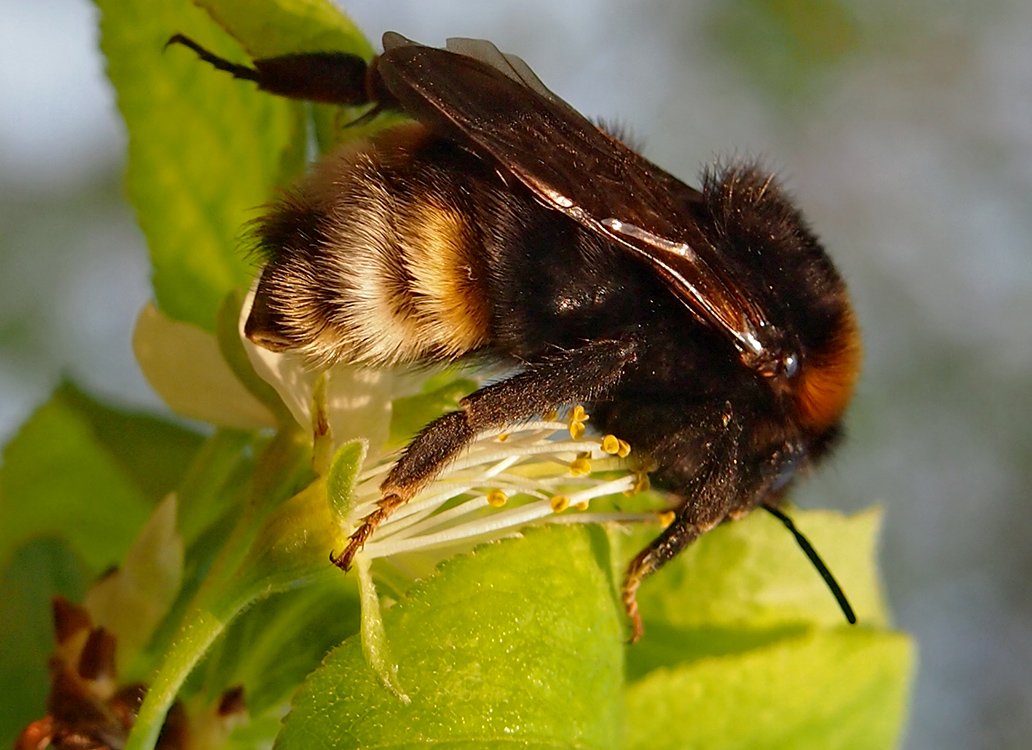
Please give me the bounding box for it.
[763,505,857,625]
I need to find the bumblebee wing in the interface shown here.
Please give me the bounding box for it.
[378,33,772,359]
[380,33,699,232]
[442,36,561,104]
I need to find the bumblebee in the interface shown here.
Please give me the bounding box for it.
[169,32,862,639]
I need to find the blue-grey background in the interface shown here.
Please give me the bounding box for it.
[2,1,1029,748]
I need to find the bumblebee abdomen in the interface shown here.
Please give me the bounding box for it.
[247,125,492,366]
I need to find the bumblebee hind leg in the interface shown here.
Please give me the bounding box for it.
[331,337,640,570]
[166,34,378,106]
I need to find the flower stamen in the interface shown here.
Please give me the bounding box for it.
[348,406,656,564]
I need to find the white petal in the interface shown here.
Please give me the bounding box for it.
[238,286,395,454]
[133,303,275,429]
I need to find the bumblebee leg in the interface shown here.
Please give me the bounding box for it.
[166,34,383,106]
[331,338,639,570]
[623,512,724,643]
[622,423,744,642]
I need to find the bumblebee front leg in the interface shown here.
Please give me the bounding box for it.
[622,514,724,643]
[622,423,744,642]
[331,338,640,570]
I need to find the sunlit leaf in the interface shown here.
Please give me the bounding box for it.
[625,628,913,750]
[625,508,888,677]
[95,0,307,330]
[278,525,624,749]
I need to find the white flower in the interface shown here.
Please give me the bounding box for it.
[344,406,660,563]
[134,293,661,568]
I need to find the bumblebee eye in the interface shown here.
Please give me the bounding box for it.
[783,352,799,379]
[750,347,797,381]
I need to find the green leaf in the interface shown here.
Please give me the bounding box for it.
[625,628,913,750]
[278,525,624,749]
[625,508,888,680]
[621,508,913,749]
[389,376,478,447]
[0,538,90,747]
[633,508,887,634]
[52,382,205,501]
[0,383,200,573]
[196,0,372,59]
[95,0,307,330]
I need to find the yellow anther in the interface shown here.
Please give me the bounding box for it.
[575,500,590,511]
[569,457,592,476]
[568,404,589,439]
[659,510,676,527]
[496,432,510,442]
[544,409,559,421]
[486,489,508,508]
[550,495,570,513]
[600,433,631,457]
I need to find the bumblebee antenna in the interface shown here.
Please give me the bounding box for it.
[763,504,857,624]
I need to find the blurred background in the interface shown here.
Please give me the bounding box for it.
[2,0,1029,747]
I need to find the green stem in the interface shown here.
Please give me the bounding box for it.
[176,428,254,544]
[126,428,313,750]
[124,596,247,750]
